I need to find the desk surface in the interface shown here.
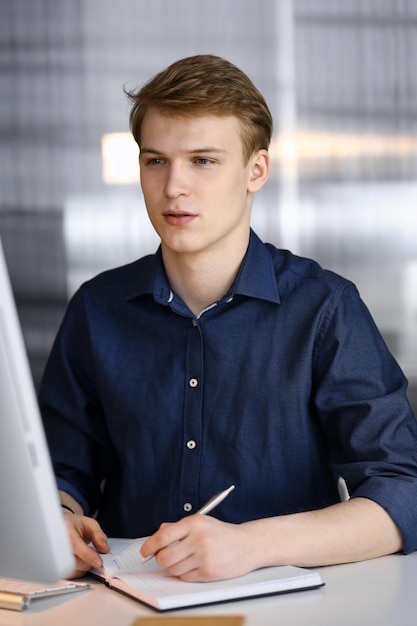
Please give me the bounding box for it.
[1,552,416,626]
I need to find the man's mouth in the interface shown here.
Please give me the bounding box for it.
[162,210,196,226]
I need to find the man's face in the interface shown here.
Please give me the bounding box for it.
[139,108,268,260]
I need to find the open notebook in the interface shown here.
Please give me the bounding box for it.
[91,537,324,612]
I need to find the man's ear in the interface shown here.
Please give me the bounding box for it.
[247,149,270,193]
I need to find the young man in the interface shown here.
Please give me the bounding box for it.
[40,55,417,582]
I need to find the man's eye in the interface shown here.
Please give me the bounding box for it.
[195,158,213,165]
[147,158,165,165]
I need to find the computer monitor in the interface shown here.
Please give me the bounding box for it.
[0,233,75,582]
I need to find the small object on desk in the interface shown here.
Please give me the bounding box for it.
[142,485,236,564]
[131,617,245,626]
[0,577,90,612]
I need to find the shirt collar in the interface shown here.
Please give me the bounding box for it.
[127,229,281,306]
[231,230,281,304]
[126,246,169,303]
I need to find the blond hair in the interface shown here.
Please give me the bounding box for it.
[126,55,273,163]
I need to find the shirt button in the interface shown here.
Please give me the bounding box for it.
[189,378,198,388]
[192,318,197,327]
[183,502,193,512]
[186,440,196,450]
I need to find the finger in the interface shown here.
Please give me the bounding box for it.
[72,516,109,553]
[87,527,110,553]
[140,522,179,560]
[71,532,104,569]
[178,567,213,582]
[69,556,96,579]
[162,547,225,582]
[156,547,192,574]
[159,522,171,529]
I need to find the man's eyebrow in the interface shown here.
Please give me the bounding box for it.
[139,147,160,155]
[140,146,227,155]
[187,147,227,154]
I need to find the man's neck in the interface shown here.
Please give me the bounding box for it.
[161,238,249,316]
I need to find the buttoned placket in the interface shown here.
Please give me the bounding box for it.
[179,316,204,514]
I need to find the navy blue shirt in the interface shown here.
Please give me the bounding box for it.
[39,230,417,553]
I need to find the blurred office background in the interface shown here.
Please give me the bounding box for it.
[0,0,416,412]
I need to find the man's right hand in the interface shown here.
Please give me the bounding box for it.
[62,509,110,578]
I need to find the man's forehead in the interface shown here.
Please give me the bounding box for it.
[140,109,244,151]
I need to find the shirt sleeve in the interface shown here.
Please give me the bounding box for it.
[39,287,115,516]
[313,282,417,554]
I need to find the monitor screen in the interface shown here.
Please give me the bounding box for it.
[0,233,74,582]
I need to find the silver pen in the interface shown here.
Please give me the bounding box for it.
[142,484,236,563]
[195,484,235,514]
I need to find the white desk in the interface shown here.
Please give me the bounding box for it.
[1,553,416,626]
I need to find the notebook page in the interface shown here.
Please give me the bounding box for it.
[99,537,157,577]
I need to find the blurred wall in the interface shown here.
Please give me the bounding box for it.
[0,0,416,412]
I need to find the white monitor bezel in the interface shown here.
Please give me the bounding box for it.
[0,234,74,582]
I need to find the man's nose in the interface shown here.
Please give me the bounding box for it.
[164,163,189,197]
